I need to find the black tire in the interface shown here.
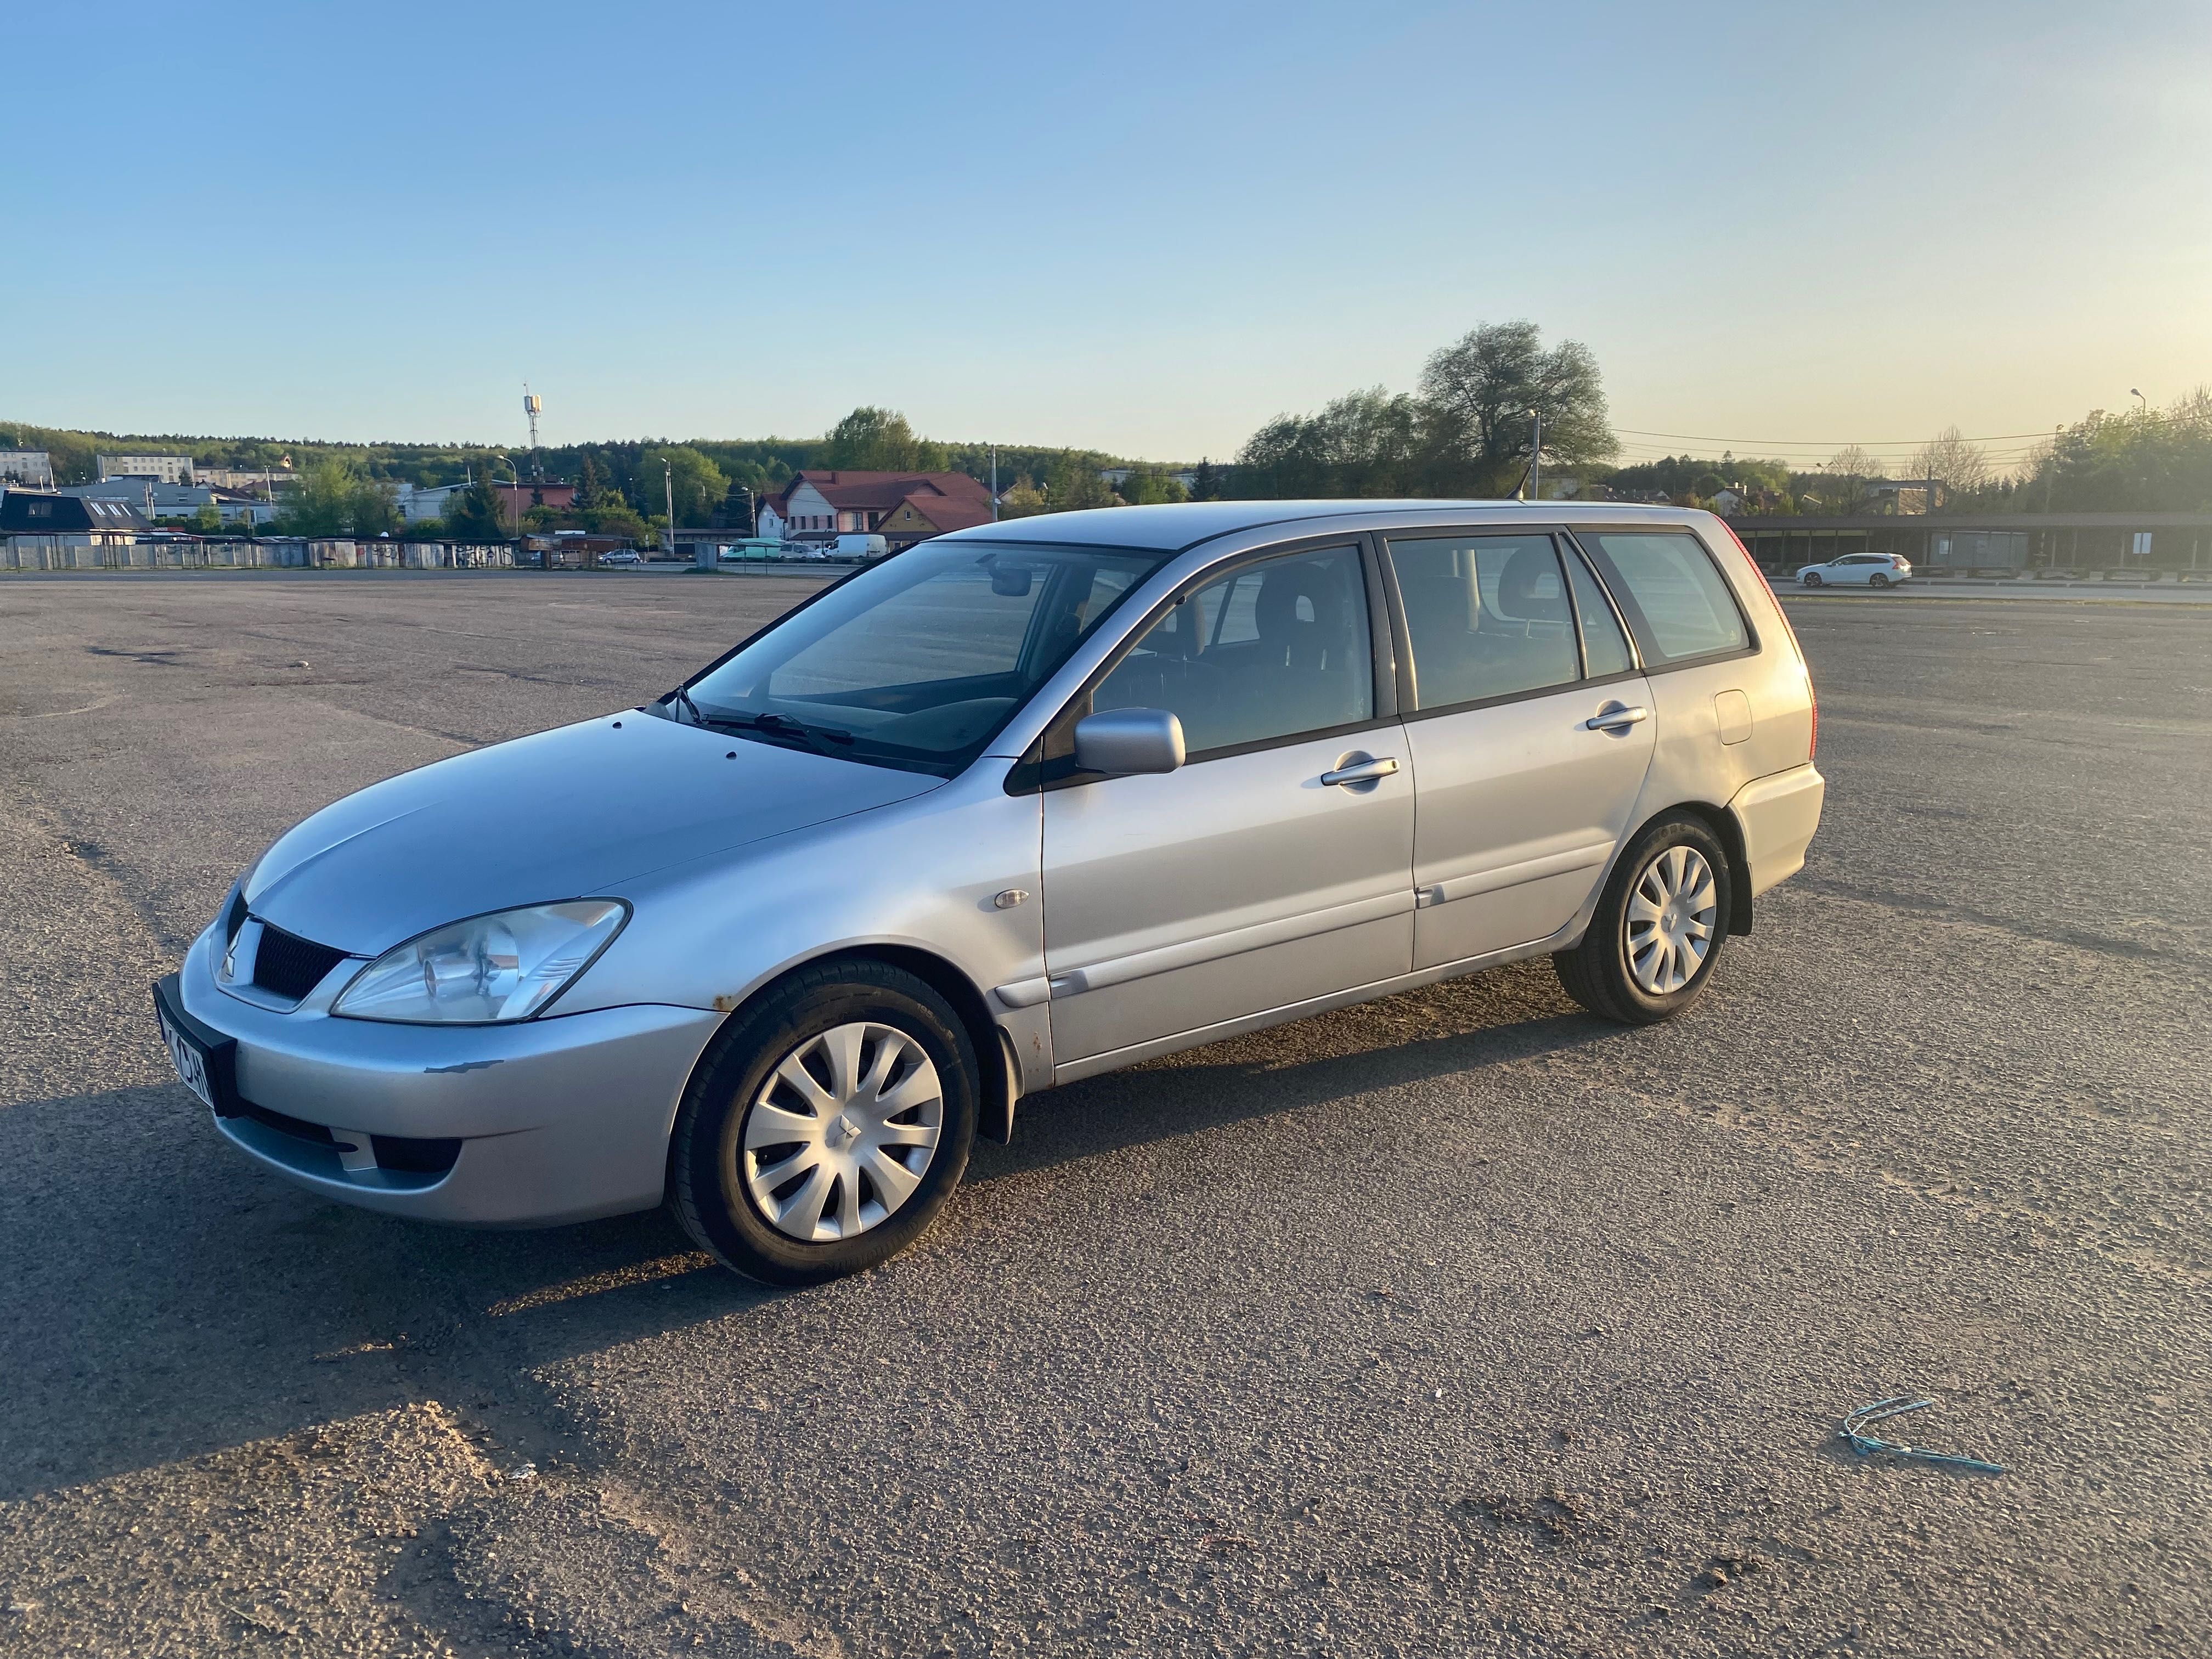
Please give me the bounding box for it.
[1869,572,1890,589]
[1553,815,1733,1025]
[1801,571,1822,587]
[669,959,979,1285]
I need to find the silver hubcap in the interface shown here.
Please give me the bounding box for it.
[742,1022,943,1243]
[1626,844,1717,995]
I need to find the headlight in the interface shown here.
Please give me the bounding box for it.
[332,901,629,1024]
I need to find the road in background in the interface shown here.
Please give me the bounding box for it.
[2,575,2205,1656]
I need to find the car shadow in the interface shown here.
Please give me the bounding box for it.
[1,959,1625,1501]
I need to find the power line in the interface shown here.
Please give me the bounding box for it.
[1610,410,2190,451]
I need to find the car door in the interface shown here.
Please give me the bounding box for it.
[1036,540,1414,1071]
[1383,530,1656,969]
[1570,524,1773,819]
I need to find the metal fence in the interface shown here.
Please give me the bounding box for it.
[0,537,516,572]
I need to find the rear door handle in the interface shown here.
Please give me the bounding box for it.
[1585,704,1648,733]
[1321,755,1399,787]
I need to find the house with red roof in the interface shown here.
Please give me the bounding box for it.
[759,469,993,551]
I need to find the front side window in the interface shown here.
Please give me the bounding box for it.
[1389,534,1579,709]
[673,540,1165,774]
[1576,531,1750,665]
[1091,544,1373,755]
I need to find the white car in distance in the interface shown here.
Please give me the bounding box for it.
[1797,552,1910,588]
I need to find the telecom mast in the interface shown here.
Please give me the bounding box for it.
[522,385,543,477]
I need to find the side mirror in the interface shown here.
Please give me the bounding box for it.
[988,562,1034,596]
[1074,708,1186,775]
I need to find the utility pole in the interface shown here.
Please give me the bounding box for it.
[990,444,1000,521]
[664,461,676,559]
[1526,408,1543,501]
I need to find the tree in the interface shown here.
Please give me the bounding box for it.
[1045,452,1120,511]
[1807,447,1879,514]
[823,407,949,473]
[443,466,508,541]
[1117,464,1190,505]
[1911,425,1992,499]
[573,450,605,509]
[997,476,1049,518]
[1189,458,1226,501]
[191,501,223,534]
[1235,388,1429,499]
[639,445,728,527]
[1418,320,1617,494]
[272,459,398,537]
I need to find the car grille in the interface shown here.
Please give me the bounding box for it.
[251,923,350,1002]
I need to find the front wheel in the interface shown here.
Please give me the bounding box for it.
[669,960,979,1284]
[1801,571,1822,587]
[1554,816,1732,1025]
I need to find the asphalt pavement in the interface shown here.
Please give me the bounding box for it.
[1,573,2206,1657]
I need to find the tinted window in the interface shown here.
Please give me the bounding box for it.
[1565,548,1634,677]
[1390,534,1578,708]
[1577,531,1750,664]
[678,540,1164,774]
[1092,545,1372,754]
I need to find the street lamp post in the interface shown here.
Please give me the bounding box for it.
[664,461,677,560]
[1526,408,1544,501]
[2131,388,2148,414]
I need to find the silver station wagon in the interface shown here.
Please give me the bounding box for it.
[155,501,1824,1283]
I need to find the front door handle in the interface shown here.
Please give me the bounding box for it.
[1585,703,1649,733]
[1321,754,1399,787]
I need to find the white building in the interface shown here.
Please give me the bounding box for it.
[395,482,473,523]
[98,453,196,484]
[0,450,54,488]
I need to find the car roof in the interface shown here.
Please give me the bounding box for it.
[943,498,1711,553]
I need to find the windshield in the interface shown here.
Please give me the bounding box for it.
[665,540,1169,774]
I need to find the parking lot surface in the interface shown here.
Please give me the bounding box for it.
[2,572,2206,1657]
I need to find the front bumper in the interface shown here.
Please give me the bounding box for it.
[177,928,723,1226]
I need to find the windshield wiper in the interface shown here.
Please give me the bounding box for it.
[667,688,854,751]
[737,713,856,750]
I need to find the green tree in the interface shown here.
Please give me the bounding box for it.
[639,445,728,526]
[273,459,396,537]
[1116,464,1190,505]
[191,501,223,534]
[1235,388,1428,499]
[823,407,949,473]
[1417,320,1617,494]
[1045,453,1120,512]
[1189,459,1226,500]
[573,450,605,509]
[584,499,649,542]
[443,466,509,541]
[998,476,1048,518]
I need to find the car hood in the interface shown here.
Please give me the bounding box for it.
[244,714,942,957]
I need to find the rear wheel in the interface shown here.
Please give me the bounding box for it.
[1869,572,1891,589]
[1554,815,1731,1025]
[670,960,979,1284]
[1801,571,1822,587]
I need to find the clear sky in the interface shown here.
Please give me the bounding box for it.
[4,0,2207,473]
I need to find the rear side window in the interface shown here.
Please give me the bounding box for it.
[1576,531,1750,665]
[1389,534,1579,709]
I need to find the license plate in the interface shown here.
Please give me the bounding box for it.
[158,1001,216,1109]
[153,976,232,1114]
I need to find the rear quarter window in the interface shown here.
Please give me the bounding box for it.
[1576,531,1751,665]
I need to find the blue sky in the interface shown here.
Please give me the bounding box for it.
[4,0,2207,472]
